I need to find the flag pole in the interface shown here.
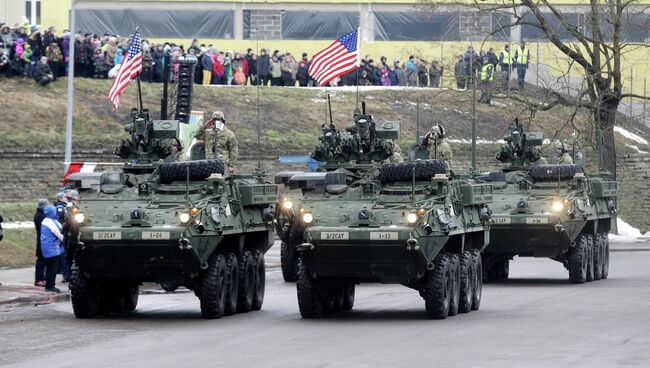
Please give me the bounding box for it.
[137,75,143,113]
[356,26,360,109]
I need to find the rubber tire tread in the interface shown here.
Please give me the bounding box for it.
[297,259,323,318]
[158,159,225,184]
[69,263,99,319]
[123,285,139,311]
[379,160,447,182]
[568,234,588,284]
[528,164,583,181]
[237,250,255,313]
[470,250,482,311]
[586,234,595,282]
[593,233,603,280]
[280,241,298,282]
[601,233,610,279]
[160,282,179,292]
[423,253,451,319]
[447,253,461,317]
[252,250,266,311]
[342,283,355,311]
[224,253,239,316]
[458,251,473,313]
[199,253,227,319]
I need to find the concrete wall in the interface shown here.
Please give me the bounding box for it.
[617,154,650,233]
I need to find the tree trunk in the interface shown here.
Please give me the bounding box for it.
[596,97,619,179]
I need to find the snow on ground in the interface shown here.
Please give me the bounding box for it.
[626,144,650,154]
[614,126,649,146]
[448,138,506,145]
[2,222,34,229]
[609,218,650,243]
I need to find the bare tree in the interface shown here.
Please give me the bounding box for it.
[423,0,650,177]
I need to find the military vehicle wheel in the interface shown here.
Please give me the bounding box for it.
[423,253,451,319]
[123,285,139,311]
[528,164,582,181]
[458,251,474,313]
[237,250,255,313]
[158,159,225,184]
[70,264,99,319]
[160,282,179,292]
[447,253,461,317]
[281,241,298,282]
[342,282,355,311]
[200,253,228,319]
[379,160,447,182]
[297,259,323,318]
[568,233,589,284]
[252,250,266,311]
[470,250,482,311]
[488,259,509,282]
[224,253,239,316]
[586,234,595,282]
[601,233,610,279]
[331,286,345,313]
[593,233,603,281]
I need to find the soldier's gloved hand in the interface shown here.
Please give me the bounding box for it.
[228,167,235,174]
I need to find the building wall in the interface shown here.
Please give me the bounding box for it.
[1,0,28,25]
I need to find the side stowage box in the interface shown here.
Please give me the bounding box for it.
[590,179,617,198]
[459,183,493,205]
[238,183,278,206]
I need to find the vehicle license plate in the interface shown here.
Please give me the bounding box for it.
[322,232,349,240]
[492,217,511,224]
[142,231,170,240]
[526,217,548,224]
[92,231,121,240]
[370,232,398,240]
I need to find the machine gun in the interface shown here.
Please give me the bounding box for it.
[495,119,544,169]
[114,55,197,167]
[311,101,400,167]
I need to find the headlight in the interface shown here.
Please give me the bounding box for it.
[73,213,85,223]
[551,200,564,213]
[302,213,313,224]
[179,212,191,224]
[407,213,418,224]
[282,200,293,210]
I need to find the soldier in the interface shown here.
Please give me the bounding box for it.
[170,138,185,162]
[555,141,574,164]
[195,111,239,173]
[424,123,453,170]
[389,142,403,163]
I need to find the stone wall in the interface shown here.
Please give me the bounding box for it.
[459,12,492,41]
[617,153,650,233]
[244,10,282,40]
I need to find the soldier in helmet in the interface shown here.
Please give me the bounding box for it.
[195,111,239,174]
[424,123,453,170]
[388,142,403,163]
[171,138,185,162]
[555,141,573,164]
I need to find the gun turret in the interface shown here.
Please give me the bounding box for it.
[311,103,400,167]
[496,119,544,169]
[115,109,180,163]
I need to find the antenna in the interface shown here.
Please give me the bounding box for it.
[134,27,143,113]
[362,100,366,115]
[256,27,262,171]
[327,93,333,125]
[416,99,420,144]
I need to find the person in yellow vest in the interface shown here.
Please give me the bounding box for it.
[514,41,530,89]
[499,44,514,90]
[479,57,495,104]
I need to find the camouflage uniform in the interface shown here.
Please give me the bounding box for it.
[427,138,453,170]
[558,153,573,165]
[195,120,239,168]
[389,142,403,163]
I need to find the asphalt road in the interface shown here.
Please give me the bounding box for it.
[2,250,650,368]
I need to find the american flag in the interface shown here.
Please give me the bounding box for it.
[108,29,143,110]
[308,28,360,86]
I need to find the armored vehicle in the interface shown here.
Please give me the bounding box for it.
[480,120,617,283]
[65,58,277,319]
[277,105,493,319]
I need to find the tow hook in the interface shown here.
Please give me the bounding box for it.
[406,238,419,251]
[554,224,565,233]
[178,238,192,250]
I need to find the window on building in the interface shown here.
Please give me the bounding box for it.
[24,0,41,25]
[374,12,460,41]
[281,11,359,40]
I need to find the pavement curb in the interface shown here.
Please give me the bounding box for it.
[0,292,70,307]
[611,247,650,252]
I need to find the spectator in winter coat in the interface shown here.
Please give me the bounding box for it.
[45,41,63,80]
[257,48,270,86]
[152,44,165,82]
[142,42,153,82]
[33,199,48,287]
[454,54,468,90]
[406,56,418,86]
[34,56,54,86]
[296,53,310,87]
[429,60,442,87]
[417,60,428,87]
[281,53,297,86]
[365,59,378,85]
[73,34,86,77]
[388,60,400,86]
[200,47,213,85]
[113,47,124,66]
[40,205,64,293]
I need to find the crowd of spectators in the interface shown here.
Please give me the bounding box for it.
[1,21,522,90]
